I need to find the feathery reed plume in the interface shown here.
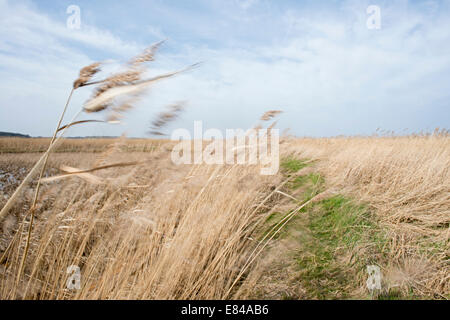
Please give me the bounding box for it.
[83,43,164,115]
[128,40,165,67]
[250,110,283,132]
[82,42,197,122]
[149,102,185,136]
[91,70,141,101]
[84,67,195,115]
[267,120,278,131]
[84,80,146,113]
[73,62,101,89]
[260,110,282,121]
[106,98,138,122]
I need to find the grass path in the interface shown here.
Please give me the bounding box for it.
[251,157,423,300]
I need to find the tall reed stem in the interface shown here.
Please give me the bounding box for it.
[15,88,76,287]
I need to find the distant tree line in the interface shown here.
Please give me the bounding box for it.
[0,131,31,138]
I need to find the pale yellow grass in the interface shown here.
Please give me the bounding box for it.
[0,135,448,299]
[0,138,166,154]
[0,147,280,299]
[281,134,449,297]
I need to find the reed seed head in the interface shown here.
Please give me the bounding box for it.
[260,110,282,121]
[73,62,101,89]
[129,40,165,67]
[149,102,184,136]
[83,42,164,117]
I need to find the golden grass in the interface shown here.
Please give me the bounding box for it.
[285,135,449,241]
[0,43,447,300]
[0,147,280,299]
[280,135,449,297]
[0,138,167,154]
[0,134,448,299]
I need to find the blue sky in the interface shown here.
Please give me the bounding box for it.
[0,0,449,137]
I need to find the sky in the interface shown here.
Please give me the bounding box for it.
[0,0,449,138]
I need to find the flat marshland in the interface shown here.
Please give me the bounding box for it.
[0,137,166,154]
[0,135,448,299]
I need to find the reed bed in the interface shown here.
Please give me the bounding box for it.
[0,134,448,299]
[0,147,281,298]
[280,134,450,297]
[0,138,167,154]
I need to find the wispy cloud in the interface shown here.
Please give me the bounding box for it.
[0,0,141,56]
[0,0,449,137]
[0,0,144,136]
[235,0,259,10]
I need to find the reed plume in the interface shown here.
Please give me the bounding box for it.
[260,110,282,121]
[73,62,101,89]
[149,102,185,136]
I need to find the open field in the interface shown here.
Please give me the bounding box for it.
[0,138,166,154]
[0,135,449,299]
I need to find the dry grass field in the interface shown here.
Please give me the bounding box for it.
[0,138,165,154]
[0,134,448,300]
[0,44,448,300]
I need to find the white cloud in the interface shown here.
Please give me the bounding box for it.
[0,0,140,56]
[0,0,143,137]
[147,25,167,40]
[149,0,450,137]
[235,0,259,10]
[0,0,449,138]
